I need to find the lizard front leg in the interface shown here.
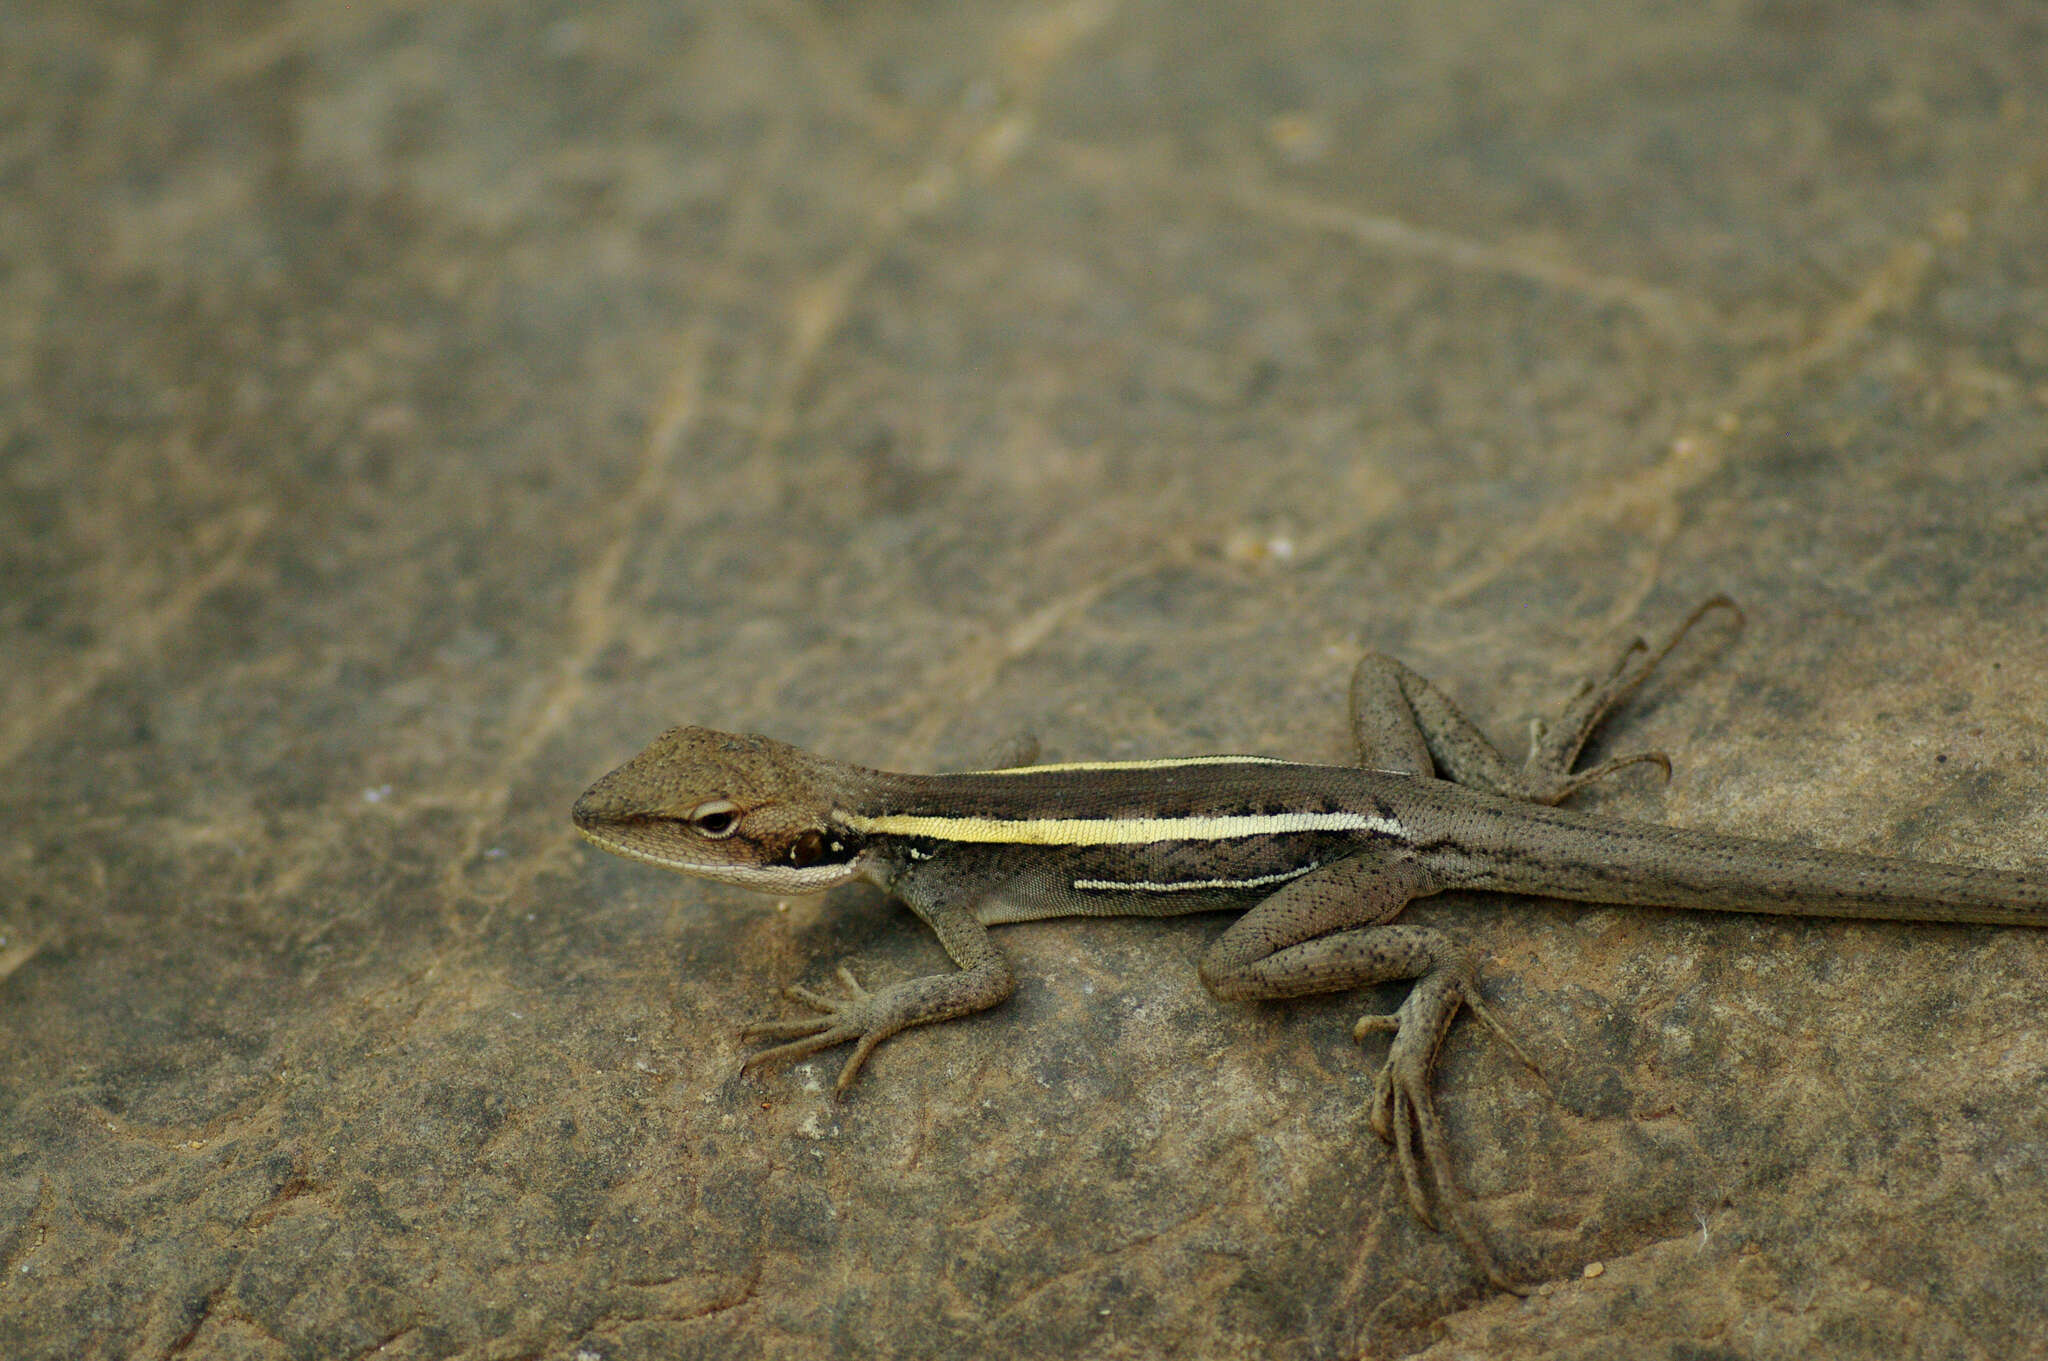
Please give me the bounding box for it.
[1197,853,1533,1293]
[741,891,1015,1093]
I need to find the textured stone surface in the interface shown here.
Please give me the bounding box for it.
[4,2,2047,1358]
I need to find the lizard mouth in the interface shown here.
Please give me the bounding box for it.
[572,822,863,894]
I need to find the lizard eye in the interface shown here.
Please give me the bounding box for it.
[685,799,741,838]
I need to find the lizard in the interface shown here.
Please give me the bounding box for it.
[569,598,2048,1291]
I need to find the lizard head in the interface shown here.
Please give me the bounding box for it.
[572,726,871,894]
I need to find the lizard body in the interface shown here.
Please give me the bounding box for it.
[570,599,2048,1290]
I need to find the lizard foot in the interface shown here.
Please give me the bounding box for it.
[1354,980,1535,1295]
[739,965,909,1094]
[1517,594,1741,804]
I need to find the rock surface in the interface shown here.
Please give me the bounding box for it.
[4,3,2047,1358]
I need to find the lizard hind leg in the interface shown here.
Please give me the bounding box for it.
[1516,594,1741,804]
[1350,595,1740,806]
[1198,857,1536,1292]
[1352,950,1536,1295]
